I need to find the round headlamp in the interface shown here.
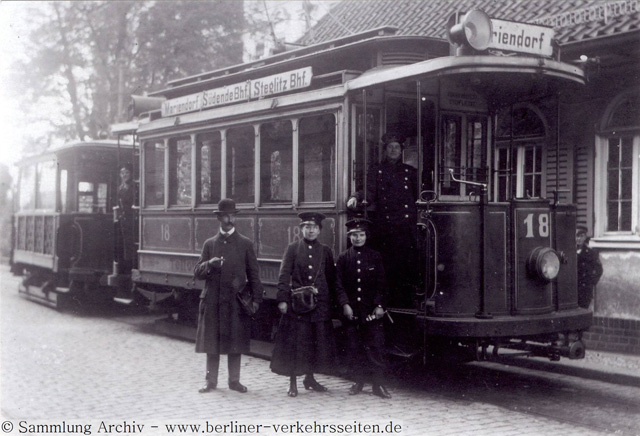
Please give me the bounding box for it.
[527,247,560,282]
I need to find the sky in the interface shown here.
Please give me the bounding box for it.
[0,1,338,171]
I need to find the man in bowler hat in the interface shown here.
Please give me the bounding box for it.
[194,198,263,393]
[576,225,603,309]
[336,218,391,399]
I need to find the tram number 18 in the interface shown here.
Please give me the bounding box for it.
[160,223,171,242]
[523,213,549,238]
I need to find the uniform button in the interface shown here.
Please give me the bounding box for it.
[357,269,361,273]
[405,214,409,218]
[357,260,361,264]
[357,297,361,301]
[405,177,408,180]
[308,245,312,249]
[357,278,361,282]
[357,287,361,291]
[308,265,313,269]
[386,216,389,219]
[308,276,313,280]
[405,204,408,208]
[309,255,313,258]
[405,186,408,189]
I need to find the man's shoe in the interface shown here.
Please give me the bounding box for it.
[348,382,364,395]
[198,382,217,393]
[229,381,248,393]
[372,384,391,399]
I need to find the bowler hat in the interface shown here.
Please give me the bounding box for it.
[298,212,326,227]
[215,198,239,215]
[346,218,372,234]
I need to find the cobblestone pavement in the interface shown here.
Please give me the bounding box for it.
[1,267,638,436]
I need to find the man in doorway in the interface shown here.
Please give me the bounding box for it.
[346,132,418,308]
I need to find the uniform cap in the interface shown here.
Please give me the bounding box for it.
[346,218,372,234]
[576,225,588,235]
[298,212,326,227]
[215,198,239,215]
[381,131,406,147]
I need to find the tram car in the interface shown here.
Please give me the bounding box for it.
[129,10,591,363]
[11,139,136,307]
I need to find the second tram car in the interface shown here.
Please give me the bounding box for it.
[12,140,136,306]
[128,13,591,362]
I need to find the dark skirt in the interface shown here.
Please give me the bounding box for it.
[270,315,336,377]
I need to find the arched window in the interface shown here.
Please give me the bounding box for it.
[595,89,640,240]
[494,104,548,201]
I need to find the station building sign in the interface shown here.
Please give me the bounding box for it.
[490,19,554,57]
[161,66,313,117]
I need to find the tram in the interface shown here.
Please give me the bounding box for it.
[128,10,591,362]
[11,139,136,307]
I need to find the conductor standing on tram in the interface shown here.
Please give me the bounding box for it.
[346,132,418,307]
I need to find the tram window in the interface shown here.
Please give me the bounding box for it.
[60,170,68,213]
[354,106,381,193]
[19,165,36,211]
[144,141,165,206]
[77,182,94,212]
[495,105,547,201]
[169,137,193,206]
[36,160,57,210]
[227,126,255,204]
[197,132,221,205]
[440,115,461,196]
[465,117,487,184]
[260,121,292,204]
[523,145,542,198]
[299,114,335,202]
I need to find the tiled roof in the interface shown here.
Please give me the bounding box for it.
[299,0,640,45]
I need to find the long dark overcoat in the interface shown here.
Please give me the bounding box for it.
[270,238,337,376]
[194,231,263,355]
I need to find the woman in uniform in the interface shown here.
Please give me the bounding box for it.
[270,212,337,397]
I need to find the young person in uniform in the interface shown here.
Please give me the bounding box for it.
[336,218,391,399]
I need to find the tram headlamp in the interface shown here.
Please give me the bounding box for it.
[447,9,493,53]
[527,247,561,282]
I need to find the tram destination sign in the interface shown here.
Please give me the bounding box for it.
[161,67,313,117]
[490,19,554,57]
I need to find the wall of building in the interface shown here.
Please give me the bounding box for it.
[583,316,640,355]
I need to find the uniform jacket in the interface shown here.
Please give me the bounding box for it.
[355,160,418,233]
[277,239,336,322]
[194,230,263,354]
[335,246,387,324]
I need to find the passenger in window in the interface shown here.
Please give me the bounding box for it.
[194,198,263,394]
[270,212,337,397]
[336,218,391,399]
[576,225,603,309]
[117,163,138,272]
[346,132,418,308]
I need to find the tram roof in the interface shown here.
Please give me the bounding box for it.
[345,55,586,90]
[17,140,134,166]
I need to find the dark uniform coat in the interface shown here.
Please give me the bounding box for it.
[194,231,263,355]
[335,245,387,382]
[577,244,603,309]
[270,239,337,376]
[117,181,138,264]
[355,160,418,306]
